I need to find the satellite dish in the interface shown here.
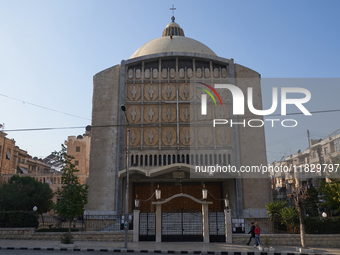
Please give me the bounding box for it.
[77,135,83,139]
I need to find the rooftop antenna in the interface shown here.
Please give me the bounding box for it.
[170,4,176,22]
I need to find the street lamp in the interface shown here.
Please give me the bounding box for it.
[202,184,208,200]
[224,194,229,209]
[33,206,37,212]
[135,195,140,209]
[121,104,130,249]
[155,185,161,200]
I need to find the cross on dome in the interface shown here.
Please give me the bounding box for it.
[170,4,176,22]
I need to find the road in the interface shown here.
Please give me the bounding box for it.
[0,250,139,255]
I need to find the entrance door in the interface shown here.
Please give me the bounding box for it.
[209,212,225,242]
[161,209,203,242]
[139,212,155,241]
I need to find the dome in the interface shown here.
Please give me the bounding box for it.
[130,21,216,59]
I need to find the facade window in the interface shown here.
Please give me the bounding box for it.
[6,150,11,159]
[76,146,80,152]
[75,160,79,166]
[324,147,329,155]
[335,139,340,152]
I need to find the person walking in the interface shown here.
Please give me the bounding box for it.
[246,222,255,245]
[253,222,261,248]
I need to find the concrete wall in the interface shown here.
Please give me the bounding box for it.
[86,65,121,213]
[0,228,132,242]
[234,64,272,213]
[233,234,340,248]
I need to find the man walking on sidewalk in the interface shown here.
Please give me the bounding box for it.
[246,222,255,246]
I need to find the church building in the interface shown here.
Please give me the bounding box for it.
[86,13,272,232]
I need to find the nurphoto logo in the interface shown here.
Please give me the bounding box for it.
[197,83,312,128]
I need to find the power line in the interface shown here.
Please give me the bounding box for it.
[2,108,340,133]
[0,93,90,121]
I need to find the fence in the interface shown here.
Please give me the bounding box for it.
[37,214,133,232]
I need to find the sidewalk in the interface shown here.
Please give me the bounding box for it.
[0,239,339,254]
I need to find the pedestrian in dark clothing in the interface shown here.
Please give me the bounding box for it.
[246,222,255,245]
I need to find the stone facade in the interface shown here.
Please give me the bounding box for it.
[86,19,272,230]
[0,131,16,175]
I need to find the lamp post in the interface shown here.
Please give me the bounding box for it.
[202,184,208,200]
[33,206,38,227]
[135,195,140,209]
[121,104,130,248]
[155,185,161,200]
[224,194,229,209]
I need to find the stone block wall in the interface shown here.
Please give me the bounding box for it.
[233,234,340,248]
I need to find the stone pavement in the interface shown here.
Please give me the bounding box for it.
[0,239,339,254]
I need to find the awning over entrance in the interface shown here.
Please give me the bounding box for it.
[17,167,28,174]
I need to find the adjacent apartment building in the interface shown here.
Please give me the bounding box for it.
[270,129,340,203]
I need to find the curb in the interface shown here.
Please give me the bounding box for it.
[0,246,330,255]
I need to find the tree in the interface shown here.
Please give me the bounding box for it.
[280,206,299,233]
[53,145,88,243]
[265,200,287,231]
[0,175,54,215]
[319,179,340,215]
[288,181,309,248]
[303,187,319,217]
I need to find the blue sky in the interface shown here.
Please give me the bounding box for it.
[0,0,339,162]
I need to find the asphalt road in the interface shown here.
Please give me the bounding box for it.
[0,250,139,255]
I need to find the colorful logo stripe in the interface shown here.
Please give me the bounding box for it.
[197,82,223,105]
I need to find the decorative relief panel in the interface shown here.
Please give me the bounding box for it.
[179,127,194,146]
[143,105,159,123]
[127,84,141,101]
[129,128,141,146]
[216,87,229,100]
[216,127,231,145]
[144,69,151,79]
[196,68,202,78]
[179,68,185,79]
[128,69,133,79]
[179,83,192,100]
[170,68,176,79]
[213,68,219,78]
[144,84,159,101]
[221,68,228,78]
[204,68,210,78]
[135,69,141,79]
[161,68,167,79]
[161,105,177,123]
[179,104,194,122]
[198,128,213,145]
[215,105,230,119]
[126,105,141,123]
[161,127,176,146]
[197,105,212,120]
[187,68,193,78]
[143,128,159,146]
[161,83,176,101]
[153,69,158,79]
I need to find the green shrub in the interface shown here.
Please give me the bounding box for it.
[61,233,73,244]
[0,211,38,228]
[305,217,340,234]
